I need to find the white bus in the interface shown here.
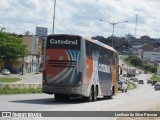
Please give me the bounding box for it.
[42,34,120,102]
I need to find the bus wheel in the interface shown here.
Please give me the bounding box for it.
[54,94,70,101]
[121,89,124,93]
[103,96,107,99]
[85,88,93,102]
[107,95,112,99]
[54,94,62,101]
[92,87,97,101]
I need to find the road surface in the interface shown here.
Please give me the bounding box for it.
[0,73,160,120]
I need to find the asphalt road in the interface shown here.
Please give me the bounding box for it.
[0,73,160,120]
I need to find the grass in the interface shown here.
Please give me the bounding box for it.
[0,77,42,94]
[150,75,160,82]
[120,56,131,66]
[0,85,42,94]
[0,77,21,82]
[127,81,136,90]
[121,77,136,90]
[0,81,136,94]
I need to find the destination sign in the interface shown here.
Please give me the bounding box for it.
[46,35,80,50]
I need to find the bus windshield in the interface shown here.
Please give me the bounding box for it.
[46,35,81,50]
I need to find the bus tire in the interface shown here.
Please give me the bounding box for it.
[122,89,124,93]
[103,96,107,99]
[107,94,113,99]
[54,94,62,101]
[125,89,127,93]
[85,88,93,102]
[92,86,97,101]
[54,94,70,101]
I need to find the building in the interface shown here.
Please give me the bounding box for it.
[22,35,39,74]
[22,35,45,74]
[142,51,160,62]
[9,35,44,74]
[140,35,150,42]
[143,44,154,51]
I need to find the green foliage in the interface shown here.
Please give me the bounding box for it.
[125,55,157,73]
[92,36,112,45]
[143,64,157,73]
[120,77,136,90]
[120,56,131,66]
[0,32,28,63]
[127,81,136,90]
[0,77,21,82]
[126,55,143,67]
[0,86,42,94]
[150,75,160,82]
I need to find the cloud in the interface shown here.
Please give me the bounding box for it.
[0,0,160,38]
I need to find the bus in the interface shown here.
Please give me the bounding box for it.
[42,34,121,102]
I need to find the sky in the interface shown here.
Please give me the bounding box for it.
[0,0,160,38]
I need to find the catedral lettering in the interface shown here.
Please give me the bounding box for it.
[50,39,78,45]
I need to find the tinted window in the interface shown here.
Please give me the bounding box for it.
[46,35,81,50]
[85,40,115,65]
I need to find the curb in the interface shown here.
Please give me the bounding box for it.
[0,83,42,89]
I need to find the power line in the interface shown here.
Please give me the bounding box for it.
[55,17,74,34]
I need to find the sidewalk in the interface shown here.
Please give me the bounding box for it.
[0,73,42,88]
[0,73,42,84]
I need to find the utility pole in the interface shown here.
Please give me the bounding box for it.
[52,0,56,34]
[99,20,128,48]
[135,14,138,38]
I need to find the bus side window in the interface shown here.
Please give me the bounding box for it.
[110,51,115,65]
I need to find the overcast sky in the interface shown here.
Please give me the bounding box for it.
[0,0,160,38]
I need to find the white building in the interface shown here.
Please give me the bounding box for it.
[143,51,160,62]
[132,48,143,59]
[12,35,44,74]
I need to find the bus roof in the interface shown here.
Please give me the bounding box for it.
[47,34,117,54]
[48,34,81,38]
[84,37,117,54]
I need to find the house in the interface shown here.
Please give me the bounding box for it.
[19,35,44,74]
[3,35,45,74]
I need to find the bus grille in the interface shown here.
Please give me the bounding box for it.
[48,60,77,67]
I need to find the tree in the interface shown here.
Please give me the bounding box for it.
[126,55,157,73]
[143,64,157,73]
[91,36,112,45]
[126,55,143,67]
[25,31,30,36]
[0,32,28,63]
[0,27,5,32]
